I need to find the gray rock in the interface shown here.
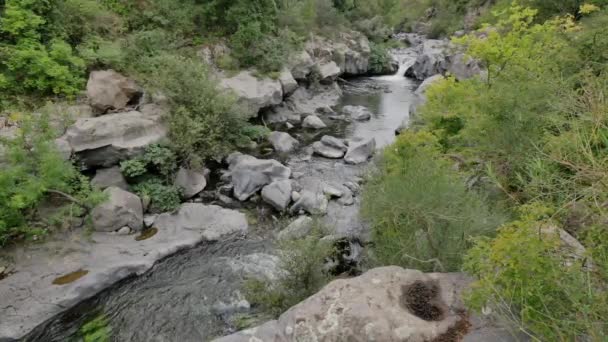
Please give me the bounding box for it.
[64,111,167,168]
[291,191,301,202]
[312,141,345,159]
[220,71,283,118]
[261,180,293,212]
[143,214,157,228]
[302,115,327,129]
[174,167,207,199]
[155,203,248,241]
[342,105,372,121]
[278,216,314,240]
[344,181,360,194]
[320,135,347,151]
[263,85,342,124]
[226,153,291,201]
[317,61,341,84]
[116,226,131,235]
[288,51,315,80]
[406,40,485,82]
[268,131,299,154]
[213,267,474,342]
[92,166,129,191]
[323,184,343,198]
[92,187,144,232]
[344,138,376,164]
[278,68,298,96]
[290,190,328,216]
[87,70,141,114]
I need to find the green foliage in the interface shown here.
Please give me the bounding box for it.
[464,204,608,340]
[240,125,271,142]
[363,131,508,272]
[244,230,334,317]
[139,54,243,163]
[132,178,181,213]
[368,42,391,74]
[80,315,110,342]
[0,113,101,246]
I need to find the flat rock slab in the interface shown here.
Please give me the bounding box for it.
[0,204,247,341]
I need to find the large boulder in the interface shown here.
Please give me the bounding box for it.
[226,153,292,201]
[406,40,485,81]
[155,203,248,241]
[87,70,142,114]
[278,68,298,96]
[305,31,371,76]
[213,267,472,342]
[220,71,283,118]
[344,138,376,164]
[288,51,315,80]
[316,61,341,84]
[92,187,144,232]
[261,179,293,212]
[342,105,372,121]
[268,131,299,154]
[174,167,207,199]
[91,166,129,191]
[64,111,167,168]
[263,85,342,124]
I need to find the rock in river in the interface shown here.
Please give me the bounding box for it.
[302,114,327,129]
[261,179,293,212]
[226,153,291,201]
[92,187,144,232]
[268,131,299,154]
[342,105,372,121]
[344,138,376,165]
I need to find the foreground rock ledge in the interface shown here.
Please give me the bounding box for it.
[214,267,471,342]
[0,204,248,341]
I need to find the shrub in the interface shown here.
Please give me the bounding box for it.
[132,178,181,213]
[0,113,102,246]
[368,42,391,74]
[464,203,608,340]
[244,229,334,317]
[362,131,508,272]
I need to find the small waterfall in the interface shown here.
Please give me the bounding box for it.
[374,55,416,81]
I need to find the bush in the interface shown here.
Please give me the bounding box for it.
[0,113,102,246]
[362,131,508,272]
[464,204,608,340]
[244,229,334,317]
[132,178,181,213]
[137,54,243,164]
[368,42,391,74]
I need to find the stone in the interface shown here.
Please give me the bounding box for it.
[290,190,328,216]
[174,167,207,199]
[92,187,144,232]
[317,61,341,84]
[344,138,376,164]
[91,166,129,191]
[226,153,291,201]
[278,216,314,240]
[405,40,485,82]
[143,215,157,228]
[213,267,474,342]
[261,180,293,212]
[155,203,248,241]
[342,105,372,121]
[302,115,327,129]
[263,85,342,124]
[343,181,360,194]
[220,71,283,118]
[268,131,299,154]
[291,191,301,202]
[64,111,167,168]
[87,70,141,114]
[278,68,298,96]
[323,184,343,198]
[116,226,131,235]
[312,141,345,159]
[288,50,315,80]
[320,135,347,151]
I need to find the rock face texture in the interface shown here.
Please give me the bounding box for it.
[91,187,144,232]
[64,111,167,168]
[268,131,299,153]
[214,267,472,342]
[279,68,299,96]
[288,50,315,80]
[220,71,283,118]
[305,31,371,76]
[87,70,141,114]
[174,167,207,199]
[406,40,485,82]
[226,153,292,201]
[317,61,341,84]
[344,138,376,164]
[0,204,248,341]
[261,179,293,211]
[91,166,129,190]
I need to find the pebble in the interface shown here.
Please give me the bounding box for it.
[117,226,131,235]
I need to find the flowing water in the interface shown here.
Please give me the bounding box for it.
[23,49,419,342]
